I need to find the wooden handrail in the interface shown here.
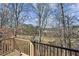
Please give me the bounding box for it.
[32,41,79,52]
[32,41,79,56]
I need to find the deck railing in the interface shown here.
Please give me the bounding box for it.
[14,38,34,56]
[0,38,15,56]
[32,41,79,56]
[0,38,34,56]
[0,38,79,56]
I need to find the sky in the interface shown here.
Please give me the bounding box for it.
[23,3,79,28]
[0,3,79,28]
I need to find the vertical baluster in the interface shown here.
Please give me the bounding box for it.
[2,41,4,55]
[11,39,13,51]
[40,44,42,56]
[27,43,28,55]
[65,50,67,56]
[10,39,11,52]
[39,44,41,56]
[43,45,45,56]
[5,44,7,52]
[75,52,77,56]
[6,44,7,53]
[72,51,74,56]
[38,43,39,56]
[42,45,44,56]
[4,40,6,54]
[34,43,35,56]
[48,46,50,56]
[3,41,5,54]
[61,49,62,56]
[69,51,72,56]
[6,40,8,52]
[26,43,28,55]
[34,43,36,56]
[50,46,51,56]
[7,40,9,52]
[53,47,55,56]
[42,44,44,56]
[12,39,14,50]
[41,44,43,56]
[8,40,10,51]
[10,38,15,50]
[9,40,11,51]
[77,52,79,56]
[28,43,30,55]
[44,45,45,56]
[35,43,38,56]
[36,43,39,56]
[36,43,37,56]
[39,43,40,56]
[38,44,42,56]
[2,41,3,55]
[26,42,29,55]
[47,46,48,56]
[28,43,29,55]
[7,40,8,52]
[57,48,59,56]
[12,39,14,51]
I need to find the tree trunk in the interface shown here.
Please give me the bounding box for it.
[60,3,67,47]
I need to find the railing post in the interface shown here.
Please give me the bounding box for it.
[30,42,34,56]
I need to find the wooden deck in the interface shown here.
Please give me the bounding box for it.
[6,49,28,56]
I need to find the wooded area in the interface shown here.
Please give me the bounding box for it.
[0,3,79,50]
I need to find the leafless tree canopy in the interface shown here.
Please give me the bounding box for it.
[0,3,79,49]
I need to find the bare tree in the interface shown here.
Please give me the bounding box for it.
[32,3,52,42]
[10,3,24,37]
[0,4,9,28]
